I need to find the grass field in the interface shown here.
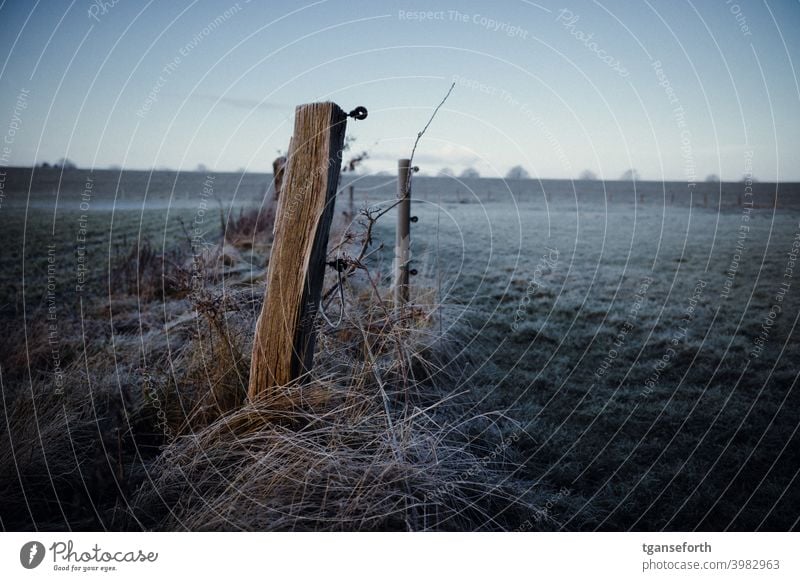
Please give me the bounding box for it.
[395,199,800,530]
[1,167,798,531]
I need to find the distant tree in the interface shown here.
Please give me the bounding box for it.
[40,161,51,168]
[56,158,77,170]
[620,168,640,181]
[579,169,598,180]
[196,163,208,172]
[437,167,454,177]
[460,167,480,179]
[705,174,720,182]
[506,165,530,180]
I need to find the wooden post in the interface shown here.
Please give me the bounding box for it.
[248,102,348,400]
[348,184,355,217]
[272,147,290,236]
[394,158,412,307]
[272,155,287,200]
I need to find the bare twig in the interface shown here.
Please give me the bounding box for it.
[406,82,456,195]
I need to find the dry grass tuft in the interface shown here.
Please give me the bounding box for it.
[127,254,545,530]
[224,205,275,249]
[129,371,538,531]
[0,364,153,530]
[166,291,252,435]
[110,239,186,301]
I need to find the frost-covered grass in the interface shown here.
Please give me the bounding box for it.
[1,170,798,531]
[395,195,800,530]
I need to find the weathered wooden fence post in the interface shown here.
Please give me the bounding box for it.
[248,102,348,400]
[272,155,287,200]
[394,158,412,307]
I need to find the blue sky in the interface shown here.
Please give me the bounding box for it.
[1,0,798,180]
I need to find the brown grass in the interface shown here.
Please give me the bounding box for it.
[1,201,550,532]
[128,330,541,531]
[124,240,548,530]
[223,205,275,249]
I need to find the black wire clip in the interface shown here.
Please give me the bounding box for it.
[326,258,349,272]
[348,106,368,120]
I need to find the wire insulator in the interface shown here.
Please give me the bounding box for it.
[348,106,368,120]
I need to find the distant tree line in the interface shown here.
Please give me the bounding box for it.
[430,166,757,182]
[39,158,77,170]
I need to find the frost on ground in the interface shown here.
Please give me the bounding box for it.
[1,169,798,530]
[397,194,800,530]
